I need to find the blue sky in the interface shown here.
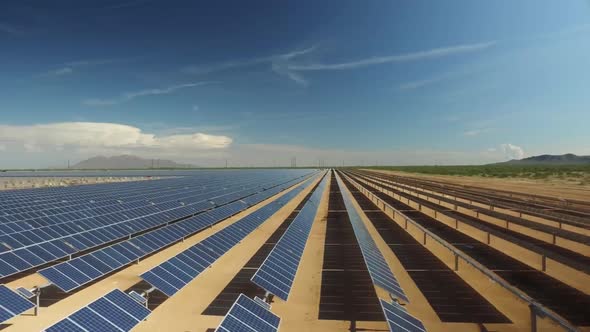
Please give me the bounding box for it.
[1,0,589,168]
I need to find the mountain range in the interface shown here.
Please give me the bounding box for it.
[493,153,590,165]
[72,155,195,169]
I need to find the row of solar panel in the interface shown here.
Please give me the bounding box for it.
[0,173,310,246]
[0,170,291,203]
[0,174,311,253]
[0,170,244,206]
[0,170,309,212]
[140,174,319,297]
[0,171,308,233]
[335,173,409,302]
[0,285,35,324]
[216,294,280,332]
[44,289,151,332]
[0,175,209,212]
[0,173,285,231]
[0,179,294,254]
[0,173,314,280]
[39,201,245,292]
[39,174,316,293]
[251,172,329,300]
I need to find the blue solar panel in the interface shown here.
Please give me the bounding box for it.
[380,299,427,332]
[44,289,151,332]
[216,294,280,332]
[140,174,320,297]
[69,307,121,332]
[335,174,409,302]
[104,289,151,321]
[38,173,320,293]
[89,298,138,331]
[44,318,86,332]
[0,170,318,281]
[252,174,328,300]
[0,285,35,323]
[38,268,78,292]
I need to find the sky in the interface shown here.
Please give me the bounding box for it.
[1,0,589,168]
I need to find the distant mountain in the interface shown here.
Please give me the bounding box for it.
[72,155,195,169]
[493,153,590,165]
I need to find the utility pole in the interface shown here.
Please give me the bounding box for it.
[225,159,228,168]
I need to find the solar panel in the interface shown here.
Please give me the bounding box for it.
[0,170,318,281]
[140,174,321,297]
[38,173,320,293]
[44,289,151,332]
[335,174,409,302]
[0,285,35,323]
[380,299,427,332]
[128,291,147,305]
[216,294,280,332]
[15,287,35,299]
[251,174,329,300]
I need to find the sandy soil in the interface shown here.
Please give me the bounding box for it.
[0,177,155,191]
[367,169,590,202]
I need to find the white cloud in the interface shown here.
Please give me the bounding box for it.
[287,41,496,71]
[83,82,211,106]
[500,143,525,160]
[0,122,232,156]
[463,128,492,136]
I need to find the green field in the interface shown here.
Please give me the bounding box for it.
[362,164,590,183]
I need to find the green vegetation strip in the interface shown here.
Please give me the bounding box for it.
[362,165,590,182]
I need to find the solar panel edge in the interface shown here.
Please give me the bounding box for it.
[251,172,329,300]
[335,173,410,303]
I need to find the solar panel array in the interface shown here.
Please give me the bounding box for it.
[39,173,317,293]
[0,285,35,323]
[380,299,427,332]
[335,174,409,302]
[140,173,321,297]
[44,289,151,332]
[0,170,315,280]
[216,294,280,332]
[251,172,329,300]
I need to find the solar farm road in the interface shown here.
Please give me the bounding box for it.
[0,168,588,332]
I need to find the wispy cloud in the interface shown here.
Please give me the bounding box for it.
[463,128,493,136]
[183,47,316,74]
[40,58,131,78]
[183,47,316,86]
[83,82,213,106]
[288,41,496,71]
[183,41,492,86]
